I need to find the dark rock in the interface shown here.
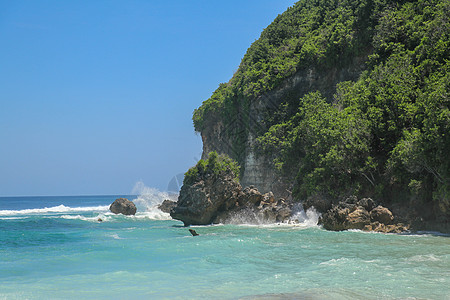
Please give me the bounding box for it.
[170,171,241,226]
[109,198,137,215]
[358,198,376,211]
[370,205,394,225]
[302,194,332,213]
[171,170,293,226]
[189,229,199,236]
[158,200,177,214]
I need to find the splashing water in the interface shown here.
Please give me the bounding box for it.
[131,181,177,220]
[290,203,321,227]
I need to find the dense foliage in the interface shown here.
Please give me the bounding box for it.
[193,0,449,216]
[184,152,240,185]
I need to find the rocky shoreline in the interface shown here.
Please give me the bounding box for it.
[165,156,418,233]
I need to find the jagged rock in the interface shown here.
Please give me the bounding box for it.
[241,186,263,205]
[170,171,241,226]
[370,205,394,225]
[358,198,376,211]
[346,206,371,229]
[320,197,407,232]
[302,194,332,213]
[109,198,137,215]
[364,222,409,233]
[158,200,177,214]
[171,170,293,226]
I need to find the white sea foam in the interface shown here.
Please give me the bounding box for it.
[408,254,441,262]
[131,181,176,220]
[58,213,111,222]
[319,257,350,266]
[220,204,321,228]
[0,205,109,216]
[290,205,320,227]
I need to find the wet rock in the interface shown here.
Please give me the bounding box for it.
[189,229,199,236]
[170,171,241,226]
[364,222,409,233]
[171,170,293,226]
[109,198,137,215]
[158,200,177,214]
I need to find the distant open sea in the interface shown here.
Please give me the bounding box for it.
[0,193,449,299]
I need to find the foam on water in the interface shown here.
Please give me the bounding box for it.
[1,194,450,299]
[131,181,175,221]
[0,204,109,216]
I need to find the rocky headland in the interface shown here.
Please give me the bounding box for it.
[186,0,449,233]
[166,152,411,233]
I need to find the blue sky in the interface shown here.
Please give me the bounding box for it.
[0,0,296,196]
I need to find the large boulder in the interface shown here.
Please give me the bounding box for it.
[370,205,394,224]
[158,200,177,214]
[109,198,137,215]
[171,172,241,226]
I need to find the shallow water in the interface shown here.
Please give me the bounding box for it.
[0,195,449,299]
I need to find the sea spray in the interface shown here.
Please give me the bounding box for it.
[290,203,320,227]
[131,181,176,220]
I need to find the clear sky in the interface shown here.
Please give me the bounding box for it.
[0,0,296,196]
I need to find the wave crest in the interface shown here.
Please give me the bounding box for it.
[0,205,109,216]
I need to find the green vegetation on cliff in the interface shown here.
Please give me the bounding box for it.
[184,151,240,185]
[193,0,449,219]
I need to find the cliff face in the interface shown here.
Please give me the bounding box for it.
[200,55,368,197]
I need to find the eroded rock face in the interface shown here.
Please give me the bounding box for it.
[109,198,137,215]
[170,175,294,226]
[319,197,408,233]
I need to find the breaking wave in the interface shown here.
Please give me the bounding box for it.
[131,181,176,220]
[0,205,109,216]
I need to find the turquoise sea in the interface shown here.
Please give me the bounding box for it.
[1,192,449,299]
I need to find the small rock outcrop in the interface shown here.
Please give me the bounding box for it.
[158,200,177,214]
[319,197,408,233]
[109,198,137,215]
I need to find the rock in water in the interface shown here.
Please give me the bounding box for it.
[319,197,407,233]
[170,152,293,226]
[170,172,241,226]
[158,200,177,214]
[189,229,199,236]
[109,198,137,215]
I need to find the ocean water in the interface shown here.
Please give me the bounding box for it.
[1,192,449,300]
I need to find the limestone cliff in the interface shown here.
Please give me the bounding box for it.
[200,56,368,198]
[192,0,450,231]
